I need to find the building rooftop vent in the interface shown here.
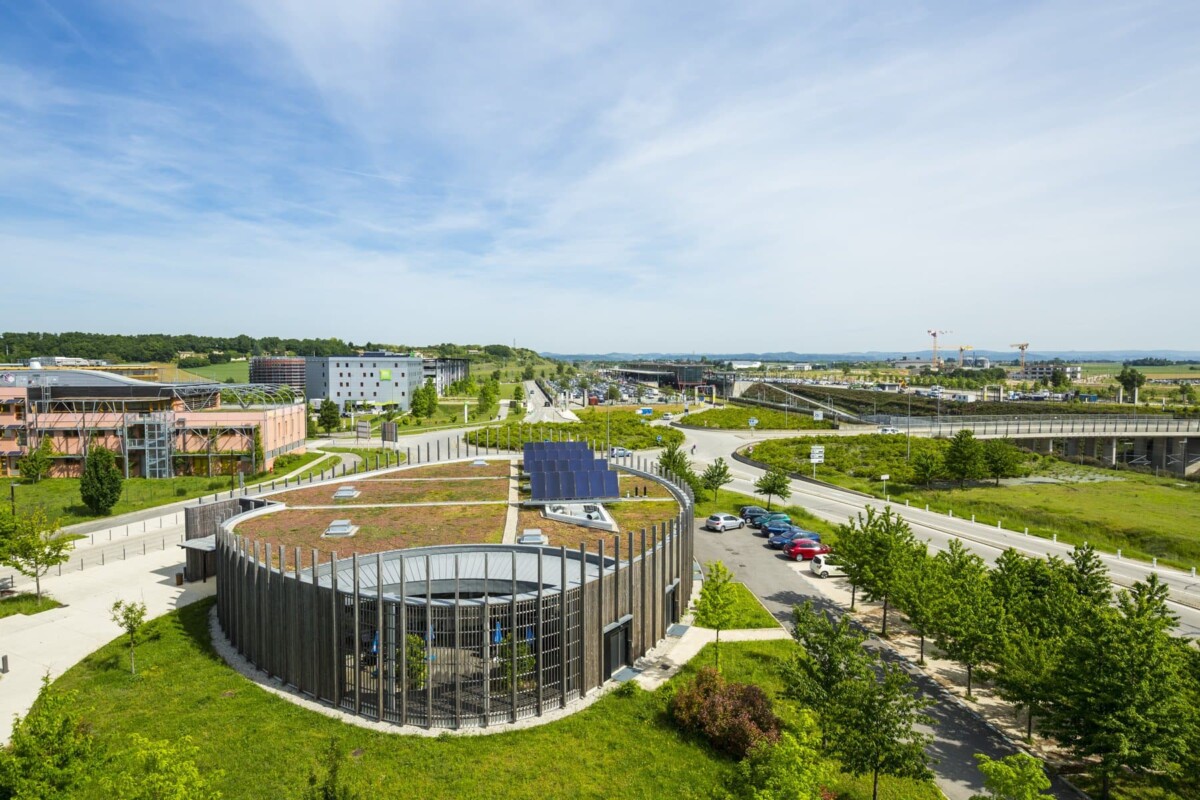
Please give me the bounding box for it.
[323,519,357,538]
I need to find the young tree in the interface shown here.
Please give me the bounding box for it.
[1067,543,1111,608]
[827,661,932,800]
[0,675,98,798]
[694,561,737,671]
[606,384,620,403]
[0,508,72,600]
[892,546,941,664]
[1116,366,1147,405]
[930,539,1000,697]
[1043,574,1192,799]
[657,440,694,485]
[79,446,123,516]
[110,599,148,675]
[783,602,874,737]
[252,428,265,473]
[104,735,223,800]
[318,400,341,433]
[305,401,319,438]
[944,429,985,488]
[754,468,791,511]
[512,384,525,405]
[17,436,54,483]
[699,457,733,501]
[969,752,1052,800]
[839,507,923,636]
[910,449,942,488]
[982,439,1022,486]
[303,738,362,800]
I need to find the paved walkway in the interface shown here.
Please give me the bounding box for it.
[0,546,216,744]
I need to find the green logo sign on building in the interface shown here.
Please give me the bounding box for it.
[380,369,392,381]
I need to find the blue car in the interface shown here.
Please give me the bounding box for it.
[750,512,791,529]
[760,519,797,538]
[767,527,821,549]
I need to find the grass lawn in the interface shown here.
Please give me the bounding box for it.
[179,361,250,383]
[618,475,673,498]
[235,504,507,568]
[50,600,941,800]
[606,500,681,533]
[320,447,406,468]
[680,405,834,431]
[11,451,324,527]
[370,460,512,479]
[0,593,63,619]
[277,478,509,506]
[691,581,780,630]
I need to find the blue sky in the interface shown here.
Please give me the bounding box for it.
[1,1,1197,353]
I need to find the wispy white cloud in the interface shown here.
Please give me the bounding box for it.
[0,0,1198,352]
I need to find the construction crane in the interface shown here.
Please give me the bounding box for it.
[1010,343,1030,375]
[958,345,974,368]
[927,329,951,370]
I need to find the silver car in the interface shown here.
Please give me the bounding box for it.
[705,513,745,532]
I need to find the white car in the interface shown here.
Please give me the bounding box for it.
[878,426,901,434]
[705,513,745,532]
[809,553,845,579]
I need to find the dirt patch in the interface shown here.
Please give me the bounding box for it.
[273,479,509,506]
[367,460,512,479]
[236,504,507,569]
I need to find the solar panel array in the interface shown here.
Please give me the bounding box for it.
[525,441,619,502]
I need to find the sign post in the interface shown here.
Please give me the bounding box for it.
[748,416,758,435]
[813,410,824,422]
[880,473,890,497]
[809,445,825,479]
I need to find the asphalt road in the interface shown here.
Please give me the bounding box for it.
[683,425,1200,639]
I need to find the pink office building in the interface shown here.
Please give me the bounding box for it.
[0,369,305,478]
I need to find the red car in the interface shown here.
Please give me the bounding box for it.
[784,539,831,562]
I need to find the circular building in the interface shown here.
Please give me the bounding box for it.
[213,466,694,730]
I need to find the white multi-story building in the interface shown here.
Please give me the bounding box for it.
[305,352,424,411]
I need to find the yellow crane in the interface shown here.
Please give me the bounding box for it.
[1011,343,1030,374]
[958,345,974,368]
[927,329,951,370]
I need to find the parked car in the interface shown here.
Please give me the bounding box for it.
[705,513,745,532]
[751,512,791,530]
[878,426,901,434]
[784,539,831,562]
[739,505,769,521]
[767,527,821,548]
[760,519,795,538]
[610,446,632,457]
[809,553,845,578]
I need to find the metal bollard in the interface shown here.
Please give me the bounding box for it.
[1153,557,1158,569]
[143,541,146,555]
[948,510,953,518]
[1052,534,1057,543]
[1024,527,1029,535]
[102,552,105,565]
[971,514,975,523]
[1117,549,1122,559]
[123,547,126,560]
[997,520,1002,529]
[925,504,929,512]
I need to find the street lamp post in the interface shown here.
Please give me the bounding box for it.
[906,394,912,461]
[9,482,16,516]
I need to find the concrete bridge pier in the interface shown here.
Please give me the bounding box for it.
[1132,437,1149,466]
[1100,438,1118,466]
[1065,438,1080,458]
[1177,438,1200,477]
